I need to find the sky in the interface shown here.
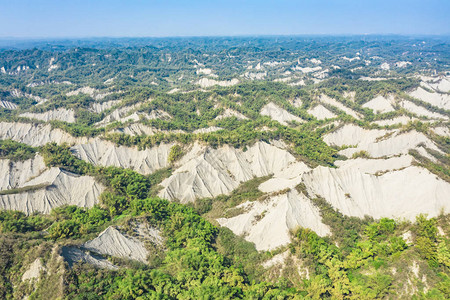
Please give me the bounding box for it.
[0,0,449,38]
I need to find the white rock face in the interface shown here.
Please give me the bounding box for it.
[11,89,48,105]
[319,95,362,119]
[260,102,303,125]
[111,123,160,136]
[197,78,239,88]
[324,124,441,158]
[0,100,17,110]
[20,108,76,123]
[96,104,170,127]
[67,87,112,100]
[89,100,121,113]
[432,126,450,138]
[362,95,395,114]
[22,259,45,281]
[373,116,416,126]
[308,105,336,120]
[292,66,321,73]
[159,141,298,203]
[0,122,89,147]
[0,155,47,190]
[258,161,310,193]
[215,108,248,120]
[399,100,447,120]
[408,87,450,110]
[0,168,104,215]
[217,190,330,251]
[71,139,172,175]
[421,76,450,93]
[302,156,450,220]
[83,227,149,263]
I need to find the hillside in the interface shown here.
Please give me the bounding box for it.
[0,37,449,299]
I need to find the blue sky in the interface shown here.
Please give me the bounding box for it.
[0,0,449,37]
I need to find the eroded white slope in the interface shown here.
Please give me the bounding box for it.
[197,78,239,88]
[0,155,47,190]
[399,100,448,120]
[159,141,297,203]
[324,124,441,158]
[362,95,395,113]
[215,108,248,120]
[0,122,89,147]
[83,226,149,263]
[319,95,362,119]
[260,102,303,125]
[20,108,76,123]
[308,104,336,120]
[217,190,330,251]
[421,76,450,93]
[302,156,450,220]
[373,116,416,126]
[89,100,121,113]
[0,168,104,214]
[408,87,450,110]
[71,139,172,175]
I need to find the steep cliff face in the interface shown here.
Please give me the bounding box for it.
[260,102,304,125]
[302,156,450,220]
[0,167,104,214]
[20,108,76,123]
[217,190,330,251]
[0,155,47,190]
[159,141,297,203]
[71,139,173,174]
[324,124,441,158]
[0,122,89,146]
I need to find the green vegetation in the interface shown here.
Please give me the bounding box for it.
[0,139,36,161]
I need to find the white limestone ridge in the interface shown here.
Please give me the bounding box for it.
[408,87,450,110]
[319,95,362,119]
[373,116,416,126]
[20,108,76,123]
[302,156,450,221]
[11,89,48,105]
[215,108,248,120]
[66,86,112,100]
[0,167,104,215]
[96,104,171,127]
[83,226,149,263]
[197,78,239,88]
[111,123,161,136]
[159,141,298,203]
[22,259,45,282]
[0,155,47,190]
[89,100,121,113]
[0,122,89,147]
[260,102,303,125]
[362,95,395,114]
[308,104,336,120]
[399,100,448,120]
[324,124,442,158]
[217,189,330,251]
[71,139,173,175]
[420,76,450,93]
[0,100,17,110]
[62,247,117,270]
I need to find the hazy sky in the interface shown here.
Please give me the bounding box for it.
[0,0,449,38]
